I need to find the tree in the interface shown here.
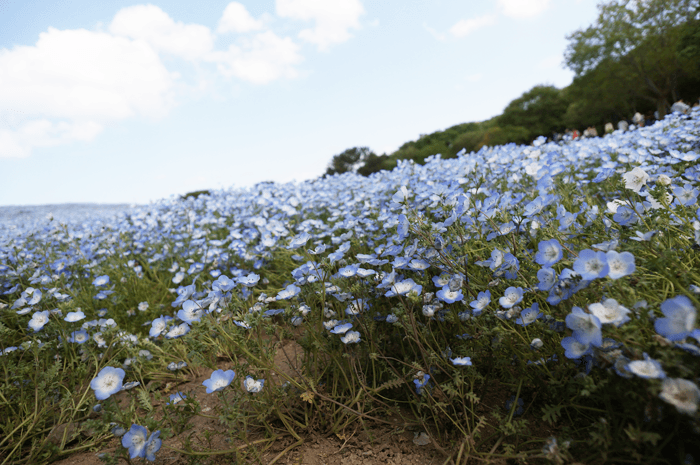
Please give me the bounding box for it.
[564,0,700,118]
[325,147,375,176]
[498,85,569,139]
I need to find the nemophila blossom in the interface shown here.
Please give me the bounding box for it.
[144,431,162,462]
[386,313,398,323]
[573,249,609,280]
[470,290,491,314]
[612,206,637,226]
[561,337,592,359]
[277,283,301,300]
[202,369,236,393]
[68,329,89,344]
[172,271,185,284]
[535,239,563,267]
[422,305,436,317]
[340,330,361,344]
[627,353,666,379]
[137,302,149,312]
[165,322,190,339]
[92,275,110,287]
[238,273,260,287]
[65,310,85,322]
[337,264,359,277]
[177,300,204,324]
[413,373,430,395]
[566,307,602,347]
[28,310,50,332]
[537,267,557,291]
[516,303,542,327]
[149,315,171,338]
[244,376,265,393]
[622,166,650,193]
[450,357,472,366]
[90,366,125,400]
[287,232,311,249]
[385,278,422,297]
[605,251,635,279]
[654,295,697,341]
[499,287,523,309]
[659,378,700,415]
[436,285,463,304]
[330,322,353,334]
[672,183,699,206]
[213,275,236,292]
[588,298,630,327]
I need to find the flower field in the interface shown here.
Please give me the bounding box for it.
[2,110,700,464]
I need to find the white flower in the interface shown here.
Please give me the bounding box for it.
[340,330,361,344]
[588,299,631,327]
[622,167,650,193]
[627,353,666,379]
[658,378,700,415]
[138,302,149,312]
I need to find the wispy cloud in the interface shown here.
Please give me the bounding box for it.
[449,15,496,38]
[276,0,365,51]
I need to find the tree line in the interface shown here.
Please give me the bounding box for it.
[326,0,700,177]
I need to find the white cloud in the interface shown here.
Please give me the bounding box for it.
[207,31,303,84]
[0,26,177,158]
[423,23,446,41]
[218,2,265,33]
[497,0,551,19]
[449,15,496,38]
[276,0,365,51]
[110,4,214,61]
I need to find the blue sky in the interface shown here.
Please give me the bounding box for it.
[0,0,599,206]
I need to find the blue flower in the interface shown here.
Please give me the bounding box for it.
[177,300,204,324]
[385,278,422,297]
[436,285,463,304]
[167,392,186,405]
[276,284,301,300]
[92,275,110,287]
[470,290,491,315]
[565,307,602,347]
[515,303,542,326]
[237,273,260,287]
[340,330,361,344]
[654,295,696,341]
[68,329,89,344]
[28,310,50,332]
[90,366,125,400]
[573,249,609,280]
[537,267,557,291]
[499,287,523,309]
[413,373,431,395]
[202,369,236,393]
[450,356,472,366]
[535,239,563,266]
[122,424,148,459]
[605,251,635,280]
[561,336,592,359]
[330,322,353,334]
[144,431,162,462]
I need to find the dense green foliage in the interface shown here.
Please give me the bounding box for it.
[337,0,700,177]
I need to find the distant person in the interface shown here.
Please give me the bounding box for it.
[572,129,580,140]
[632,112,644,127]
[605,122,614,134]
[671,99,690,114]
[618,120,629,132]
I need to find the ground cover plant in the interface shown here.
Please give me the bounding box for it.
[1,109,700,465]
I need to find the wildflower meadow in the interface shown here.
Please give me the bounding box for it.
[1,109,700,464]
